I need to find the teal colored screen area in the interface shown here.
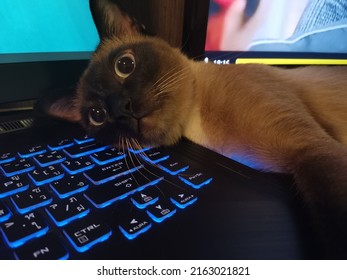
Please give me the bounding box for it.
[0,0,99,57]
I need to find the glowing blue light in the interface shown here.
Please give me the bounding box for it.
[158,165,189,176]
[170,197,198,209]
[48,143,74,151]
[131,197,159,209]
[228,154,260,170]
[34,156,66,168]
[58,253,70,260]
[178,176,213,189]
[74,137,95,144]
[0,211,11,223]
[137,177,163,191]
[146,208,177,223]
[18,149,47,158]
[84,175,161,209]
[63,229,112,253]
[0,156,16,164]
[61,162,95,175]
[12,197,53,215]
[0,184,29,199]
[90,154,126,165]
[84,165,142,186]
[0,165,35,177]
[141,155,170,164]
[1,226,49,249]
[45,208,90,227]
[28,172,65,186]
[64,145,108,158]
[118,223,152,240]
[84,188,136,209]
[50,183,89,199]
[128,147,151,154]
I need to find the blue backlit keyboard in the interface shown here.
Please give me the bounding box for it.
[0,136,212,259]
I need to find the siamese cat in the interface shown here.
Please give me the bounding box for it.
[42,0,347,258]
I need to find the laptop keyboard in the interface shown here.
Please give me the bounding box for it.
[0,136,212,259]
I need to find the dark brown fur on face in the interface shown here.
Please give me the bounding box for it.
[75,36,194,147]
[44,0,347,258]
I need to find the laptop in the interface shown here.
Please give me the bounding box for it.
[1,0,345,260]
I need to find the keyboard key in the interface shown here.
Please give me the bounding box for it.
[33,150,66,167]
[141,148,170,164]
[14,233,69,260]
[157,157,189,175]
[63,216,112,253]
[18,145,46,158]
[64,142,108,158]
[0,174,30,198]
[0,158,35,177]
[28,165,64,186]
[85,170,163,208]
[170,192,198,209]
[48,138,74,151]
[118,212,152,240]
[128,146,151,154]
[0,212,49,248]
[90,148,126,165]
[74,136,94,144]
[50,175,89,199]
[179,169,213,189]
[61,157,95,174]
[11,187,53,214]
[146,201,176,223]
[0,201,12,223]
[83,159,143,185]
[0,152,16,164]
[45,196,90,227]
[131,188,160,209]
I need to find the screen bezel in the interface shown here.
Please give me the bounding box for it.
[0,57,89,109]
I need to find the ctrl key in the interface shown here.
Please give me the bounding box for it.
[63,216,112,253]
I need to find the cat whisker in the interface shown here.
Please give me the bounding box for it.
[151,64,186,88]
[154,67,190,91]
[157,73,189,92]
[131,140,189,194]
[152,69,190,99]
[151,66,190,95]
[127,138,164,182]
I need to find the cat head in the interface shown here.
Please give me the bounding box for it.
[45,0,194,148]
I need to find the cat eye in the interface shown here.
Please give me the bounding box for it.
[114,52,136,79]
[88,107,108,127]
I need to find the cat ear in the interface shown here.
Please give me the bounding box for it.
[34,89,81,123]
[89,0,147,39]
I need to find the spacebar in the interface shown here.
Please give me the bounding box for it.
[83,159,143,185]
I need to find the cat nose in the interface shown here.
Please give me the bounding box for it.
[109,97,134,119]
[119,98,133,116]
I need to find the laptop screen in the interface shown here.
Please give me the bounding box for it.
[0,0,99,106]
[0,0,99,63]
[204,0,347,65]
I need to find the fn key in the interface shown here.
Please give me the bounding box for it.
[14,234,69,260]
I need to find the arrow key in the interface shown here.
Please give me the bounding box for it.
[130,188,160,209]
[170,192,198,209]
[118,212,152,240]
[146,200,176,223]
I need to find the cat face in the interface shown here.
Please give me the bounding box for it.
[45,0,194,148]
[76,36,192,148]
